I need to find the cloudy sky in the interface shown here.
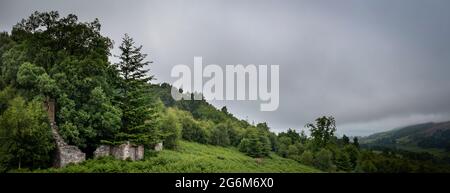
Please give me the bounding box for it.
[1,0,450,136]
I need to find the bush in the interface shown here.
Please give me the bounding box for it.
[177,110,210,144]
[277,136,292,157]
[238,128,271,158]
[334,150,352,171]
[159,108,182,149]
[343,144,359,168]
[299,150,314,166]
[314,149,333,171]
[287,145,300,159]
[210,123,230,146]
[355,160,377,173]
[227,123,244,147]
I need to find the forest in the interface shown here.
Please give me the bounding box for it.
[1,11,449,173]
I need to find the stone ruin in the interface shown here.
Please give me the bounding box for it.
[94,142,144,160]
[45,99,163,167]
[51,123,86,167]
[94,142,163,161]
[45,100,86,168]
[154,142,163,152]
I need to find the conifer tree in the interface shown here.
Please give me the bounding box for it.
[115,34,160,145]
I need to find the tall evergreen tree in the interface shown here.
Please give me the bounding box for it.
[117,34,153,91]
[115,34,160,145]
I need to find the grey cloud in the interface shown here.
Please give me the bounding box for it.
[1,0,450,136]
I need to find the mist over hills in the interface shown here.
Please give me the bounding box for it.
[360,121,450,154]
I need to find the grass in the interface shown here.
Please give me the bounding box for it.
[37,140,319,173]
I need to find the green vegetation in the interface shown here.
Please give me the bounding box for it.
[0,11,123,156]
[238,127,271,158]
[360,121,450,155]
[0,11,287,172]
[0,11,169,171]
[271,116,450,173]
[1,11,449,173]
[0,96,54,170]
[36,141,319,173]
[113,33,161,146]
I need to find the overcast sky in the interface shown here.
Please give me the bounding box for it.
[1,0,450,136]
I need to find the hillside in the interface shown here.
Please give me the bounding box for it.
[37,141,319,173]
[360,121,450,155]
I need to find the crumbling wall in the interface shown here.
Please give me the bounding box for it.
[51,122,86,167]
[45,100,86,168]
[94,145,111,157]
[45,99,158,165]
[94,142,144,161]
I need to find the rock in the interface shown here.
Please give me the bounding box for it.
[154,142,163,152]
[255,158,264,165]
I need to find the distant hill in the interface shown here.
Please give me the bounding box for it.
[360,121,450,155]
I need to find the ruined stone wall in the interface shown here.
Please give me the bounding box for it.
[45,100,85,168]
[46,100,55,123]
[51,122,86,167]
[94,145,110,157]
[94,142,144,161]
[45,99,159,165]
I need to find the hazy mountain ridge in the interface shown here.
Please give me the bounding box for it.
[360,121,450,154]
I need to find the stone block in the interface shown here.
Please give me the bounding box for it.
[154,142,163,152]
[94,145,111,158]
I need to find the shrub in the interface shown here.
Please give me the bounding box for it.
[159,108,182,149]
[334,150,352,171]
[210,123,230,146]
[299,150,314,166]
[355,160,377,173]
[314,149,333,171]
[238,127,271,157]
